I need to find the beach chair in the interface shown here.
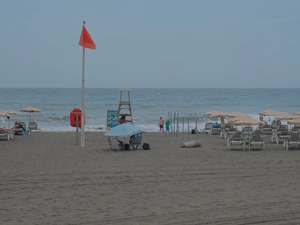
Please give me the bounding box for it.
[291,125,300,134]
[242,126,253,133]
[129,133,142,150]
[242,127,254,144]
[249,131,265,151]
[284,133,300,150]
[275,129,290,144]
[261,124,273,135]
[28,122,41,132]
[220,123,233,139]
[227,131,245,151]
[271,120,280,130]
[211,127,221,135]
[279,124,288,130]
[12,127,24,135]
[203,122,213,134]
[0,129,13,141]
[224,127,237,140]
[271,128,278,143]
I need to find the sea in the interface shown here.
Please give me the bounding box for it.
[0,88,299,132]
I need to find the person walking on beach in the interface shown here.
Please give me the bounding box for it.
[165,120,170,132]
[159,117,165,132]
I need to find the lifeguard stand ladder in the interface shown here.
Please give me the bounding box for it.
[118,89,133,124]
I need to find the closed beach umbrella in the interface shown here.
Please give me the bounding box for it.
[104,124,145,138]
[20,107,42,124]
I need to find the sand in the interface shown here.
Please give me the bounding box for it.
[1,131,300,225]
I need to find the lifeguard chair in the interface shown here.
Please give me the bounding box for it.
[118,89,133,124]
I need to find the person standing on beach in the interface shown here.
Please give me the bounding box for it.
[159,117,165,132]
[165,120,170,132]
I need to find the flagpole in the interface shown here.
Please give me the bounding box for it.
[81,21,86,147]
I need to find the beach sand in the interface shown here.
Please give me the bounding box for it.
[1,131,300,225]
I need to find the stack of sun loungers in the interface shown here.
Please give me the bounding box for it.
[248,130,265,151]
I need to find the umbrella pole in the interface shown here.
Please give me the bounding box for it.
[81,31,86,148]
[76,114,79,145]
[187,118,190,141]
[181,117,184,144]
[196,118,199,146]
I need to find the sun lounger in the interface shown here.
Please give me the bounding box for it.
[271,120,279,129]
[242,127,255,144]
[227,131,245,151]
[284,133,300,150]
[0,129,13,140]
[291,125,300,134]
[249,132,265,151]
[211,127,221,135]
[224,127,237,140]
[12,127,23,135]
[262,127,273,135]
[275,130,290,144]
[271,129,278,143]
[203,122,213,134]
[220,123,233,139]
[28,122,41,132]
[242,126,253,133]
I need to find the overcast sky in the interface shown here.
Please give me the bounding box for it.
[1,0,300,88]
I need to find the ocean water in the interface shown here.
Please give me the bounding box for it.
[0,88,299,132]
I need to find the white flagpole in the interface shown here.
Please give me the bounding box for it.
[81,21,86,147]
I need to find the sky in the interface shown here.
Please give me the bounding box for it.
[1,0,300,88]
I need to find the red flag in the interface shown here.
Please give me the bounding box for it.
[79,26,96,49]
